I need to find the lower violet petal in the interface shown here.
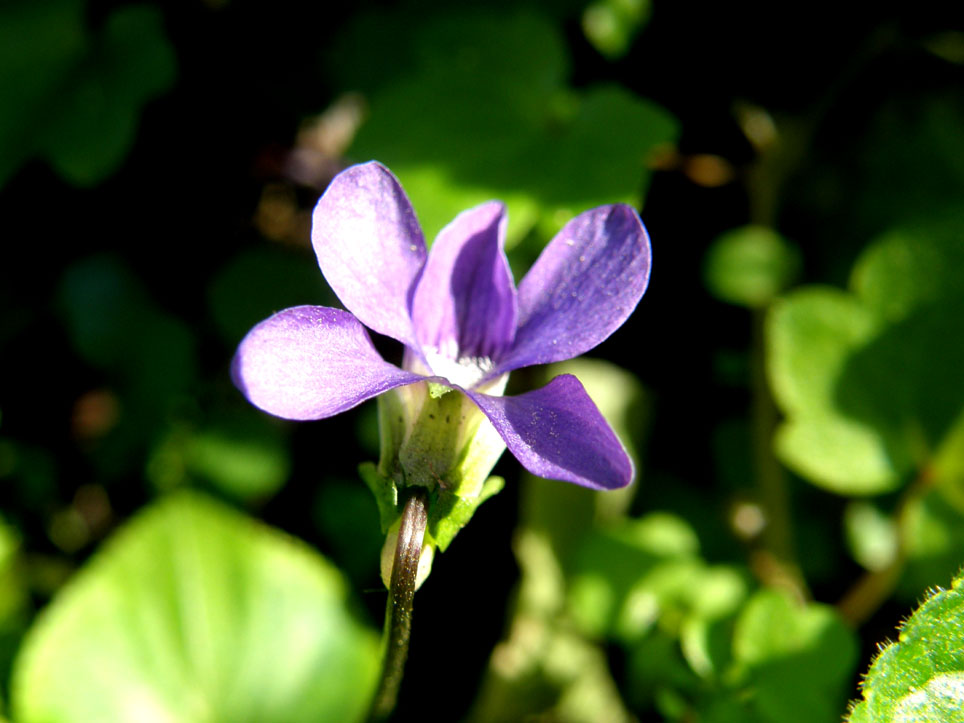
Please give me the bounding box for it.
[463,374,633,490]
[232,305,423,420]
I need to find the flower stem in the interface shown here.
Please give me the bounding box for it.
[368,487,428,722]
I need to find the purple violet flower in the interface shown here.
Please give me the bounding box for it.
[232,161,651,491]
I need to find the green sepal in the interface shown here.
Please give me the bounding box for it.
[427,476,505,552]
[358,461,399,534]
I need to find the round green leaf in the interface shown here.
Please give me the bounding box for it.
[704,225,800,308]
[733,589,858,723]
[11,493,379,723]
[767,287,879,417]
[775,415,902,495]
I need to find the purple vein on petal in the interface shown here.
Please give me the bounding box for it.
[463,374,634,490]
[494,204,651,375]
[311,161,426,349]
[231,306,423,420]
[412,201,517,362]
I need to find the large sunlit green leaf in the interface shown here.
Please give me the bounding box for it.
[10,493,379,723]
[848,570,964,723]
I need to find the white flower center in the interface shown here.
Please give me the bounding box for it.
[424,348,494,389]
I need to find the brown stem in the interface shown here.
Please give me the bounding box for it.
[368,488,428,722]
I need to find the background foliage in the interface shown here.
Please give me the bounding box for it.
[1,0,962,720]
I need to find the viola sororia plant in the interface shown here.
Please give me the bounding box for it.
[232,161,650,561]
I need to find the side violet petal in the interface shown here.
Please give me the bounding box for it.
[412,201,517,361]
[463,374,634,490]
[232,306,424,420]
[495,204,651,374]
[311,161,426,349]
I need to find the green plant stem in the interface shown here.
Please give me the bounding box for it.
[836,468,934,627]
[749,307,808,599]
[368,487,428,722]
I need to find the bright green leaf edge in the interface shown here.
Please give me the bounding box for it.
[848,570,964,722]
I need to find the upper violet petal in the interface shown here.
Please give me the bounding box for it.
[463,374,634,490]
[232,305,424,420]
[311,162,426,348]
[494,204,651,374]
[412,201,517,362]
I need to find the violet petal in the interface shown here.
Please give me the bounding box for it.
[311,161,426,348]
[232,305,423,420]
[463,374,634,490]
[494,204,651,374]
[412,201,517,361]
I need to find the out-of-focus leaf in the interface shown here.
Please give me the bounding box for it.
[336,8,677,247]
[767,288,898,493]
[704,225,800,308]
[582,0,651,59]
[0,0,175,186]
[732,589,858,723]
[848,571,964,723]
[899,490,964,600]
[148,412,291,501]
[775,415,900,494]
[569,513,747,643]
[10,492,379,723]
[208,247,336,347]
[767,288,879,419]
[844,501,898,572]
[851,224,964,322]
[766,218,964,496]
[59,255,196,399]
[852,95,964,236]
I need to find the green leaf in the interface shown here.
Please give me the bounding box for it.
[148,413,291,501]
[10,493,379,723]
[775,414,901,494]
[582,0,651,59]
[848,571,964,722]
[767,287,879,418]
[40,4,176,185]
[704,225,800,308]
[767,288,902,493]
[0,1,175,186]
[851,225,964,322]
[337,8,678,247]
[732,589,858,723]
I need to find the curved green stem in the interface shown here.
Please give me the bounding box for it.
[368,487,428,722]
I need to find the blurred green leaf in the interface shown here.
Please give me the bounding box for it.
[0,0,175,186]
[767,288,897,493]
[852,94,964,237]
[10,492,379,723]
[569,513,747,644]
[844,501,898,572]
[899,490,964,599]
[732,589,858,723]
[337,8,677,247]
[148,412,291,501]
[582,0,651,59]
[704,225,800,308]
[59,255,196,399]
[767,217,964,495]
[848,570,964,723]
[208,247,336,347]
